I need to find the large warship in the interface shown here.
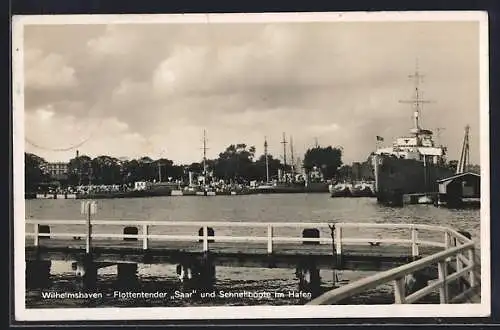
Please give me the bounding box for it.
[372,64,454,205]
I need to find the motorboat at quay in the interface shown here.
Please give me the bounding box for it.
[329,181,375,198]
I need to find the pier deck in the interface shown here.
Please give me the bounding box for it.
[25,220,479,304]
[25,238,440,270]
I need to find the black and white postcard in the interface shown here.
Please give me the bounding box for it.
[13,11,490,321]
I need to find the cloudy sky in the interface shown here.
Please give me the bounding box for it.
[21,18,482,165]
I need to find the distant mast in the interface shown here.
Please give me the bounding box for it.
[399,60,433,136]
[202,130,208,185]
[457,125,471,174]
[290,136,295,174]
[264,136,270,183]
[157,162,163,182]
[281,132,288,169]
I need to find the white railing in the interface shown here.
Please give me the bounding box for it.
[26,220,457,257]
[307,227,478,305]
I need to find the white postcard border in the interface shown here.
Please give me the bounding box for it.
[12,11,491,321]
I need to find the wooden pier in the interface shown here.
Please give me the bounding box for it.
[24,220,479,303]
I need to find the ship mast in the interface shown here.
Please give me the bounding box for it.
[264,136,269,183]
[157,162,163,182]
[281,132,288,170]
[281,132,288,182]
[290,135,295,174]
[202,130,208,183]
[399,60,433,136]
[457,125,471,174]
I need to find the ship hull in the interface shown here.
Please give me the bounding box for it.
[373,155,453,206]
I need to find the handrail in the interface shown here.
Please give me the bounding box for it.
[26,218,477,304]
[307,232,477,305]
[26,219,456,257]
[24,219,451,232]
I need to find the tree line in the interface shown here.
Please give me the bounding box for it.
[25,143,345,190]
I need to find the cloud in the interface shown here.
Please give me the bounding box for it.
[307,123,340,134]
[86,25,143,56]
[24,49,78,90]
[22,20,481,165]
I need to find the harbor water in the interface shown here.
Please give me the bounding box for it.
[24,194,481,308]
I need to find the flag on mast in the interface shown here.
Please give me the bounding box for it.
[376,136,384,142]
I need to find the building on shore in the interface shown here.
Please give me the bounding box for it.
[44,162,69,180]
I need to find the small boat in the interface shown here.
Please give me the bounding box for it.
[330,183,353,197]
[349,182,376,197]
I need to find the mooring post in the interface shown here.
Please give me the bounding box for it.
[26,260,51,289]
[75,256,98,289]
[117,227,139,287]
[176,258,215,291]
[296,261,321,298]
[117,263,138,288]
[200,253,216,290]
[328,224,338,286]
[27,223,51,289]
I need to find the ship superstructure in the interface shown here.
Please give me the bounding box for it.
[374,62,447,166]
[372,62,454,205]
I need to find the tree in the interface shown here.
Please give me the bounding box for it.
[137,156,156,181]
[214,144,256,182]
[90,156,121,185]
[447,160,459,173]
[154,158,176,182]
[252,154,285,181]
[302,146,343,179]
[67,155,92,185]
[25,153,49,191]
[468,164,480,174]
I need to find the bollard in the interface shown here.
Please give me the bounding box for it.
[302,228,320,245]
[198,227,215,243]
[38,225,50,240]
[123,226,138,241]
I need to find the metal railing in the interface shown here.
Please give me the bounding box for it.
[306,227,477,305]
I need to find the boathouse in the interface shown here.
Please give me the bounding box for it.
[436,172,480,207]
